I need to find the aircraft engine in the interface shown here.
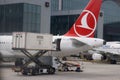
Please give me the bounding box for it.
[92,53,103,61]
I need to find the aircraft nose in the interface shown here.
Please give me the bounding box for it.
[103,40,106,45]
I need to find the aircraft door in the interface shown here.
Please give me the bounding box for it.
[54,39,61,51]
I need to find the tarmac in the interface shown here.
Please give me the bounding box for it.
[0,61,120,80]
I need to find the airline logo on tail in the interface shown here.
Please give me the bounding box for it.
[74,10,97,37]
[64,0,102,38]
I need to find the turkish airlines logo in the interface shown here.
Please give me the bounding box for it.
[74,10,97,37]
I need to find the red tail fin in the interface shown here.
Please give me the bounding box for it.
[64,0,102,37]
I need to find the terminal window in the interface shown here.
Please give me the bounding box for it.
[0,3,41,33]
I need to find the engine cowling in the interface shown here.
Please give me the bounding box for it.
[92,53,103,61]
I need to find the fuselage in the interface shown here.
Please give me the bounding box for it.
[103,42,120,49]
[51,36,105,57]
[0,35,105,59]
[94,42,120,55]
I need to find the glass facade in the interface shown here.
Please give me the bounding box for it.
[51,0,89,11]
[0,3,41,33]
[23,3,41,32]
[104,22,120,41]
[51,15,79,35]
[62,0,89,10]
[102,1,120,24]
[51,0,59,11]
[102,1,120,41]
[0,3,23,33]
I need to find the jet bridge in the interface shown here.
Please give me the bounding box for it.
[12,32,58,75]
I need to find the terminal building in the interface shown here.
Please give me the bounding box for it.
[0,0,51,33]
[0,0,120,41]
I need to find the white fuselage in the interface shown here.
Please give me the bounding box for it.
[94,41,120,55]
[0,35,104,59]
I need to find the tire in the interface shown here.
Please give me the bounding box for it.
[31,69,36,75]
[22,68,29,75]
[64,67,69,71]
[75,67,81,72]
[22,71,28,75]
[110,60,116,64]
[47,68,55,74]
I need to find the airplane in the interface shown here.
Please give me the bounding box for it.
[102,41,120,49]
[0,0,105,62]
[85,41,120,64]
